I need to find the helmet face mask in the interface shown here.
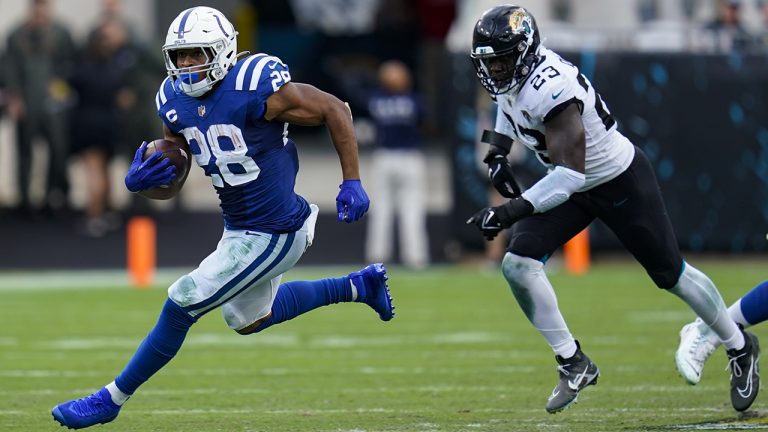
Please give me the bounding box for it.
[471,5,540,96]
[163,7,238,97]
[165,47,214,85]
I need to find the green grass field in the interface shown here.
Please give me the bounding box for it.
[1,259,767,431]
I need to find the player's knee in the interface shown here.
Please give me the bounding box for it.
[234,313,272,335]
[648,266,682,289]
[507,232,550,261]
[501,252,544,288]
[167,275,198,307]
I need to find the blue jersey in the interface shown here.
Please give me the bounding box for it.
[155,53,310,233]
[367,90,423,151]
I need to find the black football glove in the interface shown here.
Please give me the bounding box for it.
[466,197,534,241]
[483,146,521,198]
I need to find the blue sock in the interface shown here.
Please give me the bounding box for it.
[114,299,197,395]
[740,280,768,326]
[249,277,352,334]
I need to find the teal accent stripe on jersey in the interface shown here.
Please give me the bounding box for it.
[183,233,280,315]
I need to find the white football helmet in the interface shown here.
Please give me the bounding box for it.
[162,6,238,97]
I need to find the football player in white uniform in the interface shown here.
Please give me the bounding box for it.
[51,7,394,429]
[466,5,759,413]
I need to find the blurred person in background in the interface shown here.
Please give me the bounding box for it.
[704,0,754,51]
[365,60,429,270]
[68,17,145,237]
[414,0,455,136]
[677,279,768,385]
[4,0,76,217]
[756,0,768,49]
[52,7,394,429]
[465,5,759,413]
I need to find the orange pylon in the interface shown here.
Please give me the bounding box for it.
[127,216,156,288]
[564,228,590,275]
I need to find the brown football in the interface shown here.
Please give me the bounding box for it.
[138,139,190,200]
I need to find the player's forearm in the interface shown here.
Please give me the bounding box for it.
[325,100,361,180]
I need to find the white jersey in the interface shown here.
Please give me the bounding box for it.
[494,46,634,191]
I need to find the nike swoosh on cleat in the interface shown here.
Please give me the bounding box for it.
[737,358,756,398]
[548,388,560,401]
[682,359,701,378]
[567,366,597,390]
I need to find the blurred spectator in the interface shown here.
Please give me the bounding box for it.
[0,50,6,119]
[704,0,754,51]
[69,17,146,237]
[637,0,659,23]
[415,0,455,136]
[365,60,429,270]
[4,0,76,215]
[551,0,574,22]
[756,0,768,49]
[290,0,381,35]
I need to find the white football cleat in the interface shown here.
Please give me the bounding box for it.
[675,318,721,385]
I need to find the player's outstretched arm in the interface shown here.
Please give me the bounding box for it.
[264,82,360,181]
[265,82,370,223]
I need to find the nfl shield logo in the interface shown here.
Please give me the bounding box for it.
[198,105,206,117]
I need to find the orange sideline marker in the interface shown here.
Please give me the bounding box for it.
[127,216,156,288]
[564,228,590,275]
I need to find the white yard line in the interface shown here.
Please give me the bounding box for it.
[0,266,371,291]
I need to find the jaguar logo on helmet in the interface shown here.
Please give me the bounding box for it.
[508,9,532,36]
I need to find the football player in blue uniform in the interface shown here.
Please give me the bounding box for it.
[52,7,394,429]
[677,280,768,386]
[465,5,758,413]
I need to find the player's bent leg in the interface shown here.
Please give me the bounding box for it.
[675,317,721,385]
[501,253,576,358]
[52,298,196,429]
[235,264,394,335]
[668,263,744,352]
[501,253,599,412]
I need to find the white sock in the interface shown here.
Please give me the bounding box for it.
[502,253,576,358]
[106,381,130,406]
[728,299,751,328]
[669,263,744,351]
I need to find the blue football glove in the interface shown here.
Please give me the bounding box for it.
[124,141,177,193]
[336,179,370,223]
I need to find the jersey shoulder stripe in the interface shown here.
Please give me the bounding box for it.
[155,76,174,111]
[233,53,287,92]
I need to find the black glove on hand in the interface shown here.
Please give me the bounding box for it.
[483,146,521,198]
[466,197,534,241]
